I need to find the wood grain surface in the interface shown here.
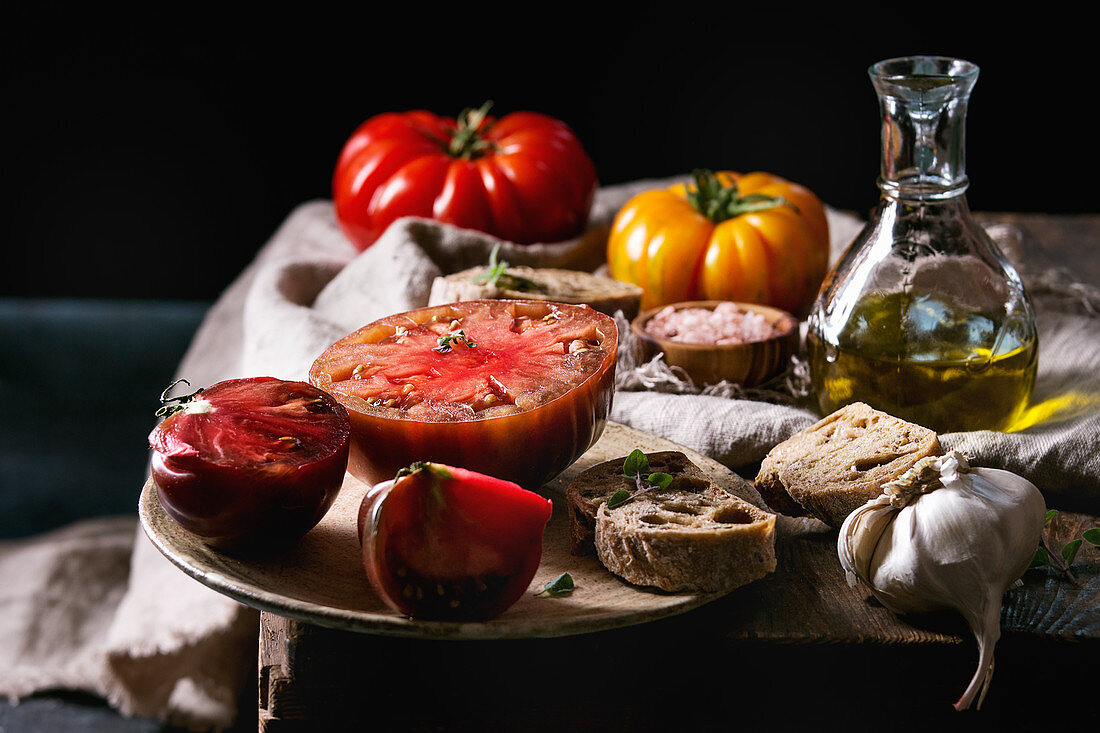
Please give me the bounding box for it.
[157,213,1100,731]
[141,422,772,640]
[142,420,1098,648]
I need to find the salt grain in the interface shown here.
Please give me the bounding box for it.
[644,302,779,345]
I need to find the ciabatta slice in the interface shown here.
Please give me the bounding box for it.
[755,402,942,527]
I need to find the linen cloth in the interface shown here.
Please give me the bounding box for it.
[2,179,1097,730]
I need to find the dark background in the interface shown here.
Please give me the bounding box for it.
[2,15,1097,731]
[2,14,1094,302]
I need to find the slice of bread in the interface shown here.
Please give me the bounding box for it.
[428,266,643,320]
[754,402,942,528]
[566,451,712,556]
[566,451,776,593]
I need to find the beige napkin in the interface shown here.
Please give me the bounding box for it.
[2,179,1097,731]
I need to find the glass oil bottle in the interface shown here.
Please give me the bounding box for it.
[806,56,1038,433]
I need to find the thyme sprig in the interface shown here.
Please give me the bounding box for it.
[606,449,674,509]
[472,244,540,292]
[434,329,477,353]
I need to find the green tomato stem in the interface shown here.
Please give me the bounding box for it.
[685,169,788,224]
[446,101,501,160]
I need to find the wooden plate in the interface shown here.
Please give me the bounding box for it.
[139,421,769,640]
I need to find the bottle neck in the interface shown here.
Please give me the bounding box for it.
[871,57,978,202]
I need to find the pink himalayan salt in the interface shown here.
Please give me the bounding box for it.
[644,302,779,345]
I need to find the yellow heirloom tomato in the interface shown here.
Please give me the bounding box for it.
[607,170,830,316]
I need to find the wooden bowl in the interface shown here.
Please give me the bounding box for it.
[630,301,800,387]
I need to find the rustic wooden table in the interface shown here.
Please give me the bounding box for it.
[243,210,1100,726]
[244,213,1100,732]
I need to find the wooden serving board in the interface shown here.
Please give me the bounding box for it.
[140,421,1100,644]
[142,422,764,639]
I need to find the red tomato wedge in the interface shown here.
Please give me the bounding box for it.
[149,377,351,549]
[309,300,617,489]
[358,461,553,621]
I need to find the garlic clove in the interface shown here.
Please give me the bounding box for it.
[837,450,1046,711]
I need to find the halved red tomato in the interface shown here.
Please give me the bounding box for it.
[308,300,617,489]
[358,461,553,621]
[148,377,351,549]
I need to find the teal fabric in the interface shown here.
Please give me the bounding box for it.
[0,298,209,537]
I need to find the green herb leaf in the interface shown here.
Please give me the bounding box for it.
[471,244,540,292]
[1031,547,1049,567]
[606,488,632,510]
[434,329,477,353]
[536,572,575,597]
[1045,509,1059,523]
[1062,538,1083,566]
[623,449,649,478]
[611,452,678,509]
[473,244,508,287]
[646,472,674,490]
[1082,527,1100,545]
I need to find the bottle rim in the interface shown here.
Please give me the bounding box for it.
[869,55,979,82]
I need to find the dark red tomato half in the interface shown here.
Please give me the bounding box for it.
[308,300,617,489]
[358,462,553,621]
[149,377,351,549]
[332,104,598,250]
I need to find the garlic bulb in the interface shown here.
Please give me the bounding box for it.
[837,450,1045,711]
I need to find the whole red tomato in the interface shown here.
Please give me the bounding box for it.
[358,461,553,621]
[308,300,617,490]
[332,103,598,250]
[148,377,351,549]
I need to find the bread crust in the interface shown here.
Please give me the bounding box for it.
[566,451,776,593]
[428,266,643,320]
[754,402,942,527]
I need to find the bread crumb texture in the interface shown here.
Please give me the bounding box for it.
[567,451,776,593]
[754,402,942,527]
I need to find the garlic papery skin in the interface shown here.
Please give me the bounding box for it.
[837,450,1046,711]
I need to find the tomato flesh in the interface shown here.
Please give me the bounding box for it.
[310,300,617,489]
[149,377,351,549]
[358,462,553,621]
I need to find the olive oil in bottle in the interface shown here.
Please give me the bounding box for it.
[807,57,1039,433]
[807,292,1038,433]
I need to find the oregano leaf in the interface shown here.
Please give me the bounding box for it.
[607,488,632,510]
[1031,547,1049,567]
[647,472,674,490]
[536,572,574,597]
[1082,527,1100,545]
[623,449,648,478]
[1062,538,1083,566]
[1045,509,1059,523]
